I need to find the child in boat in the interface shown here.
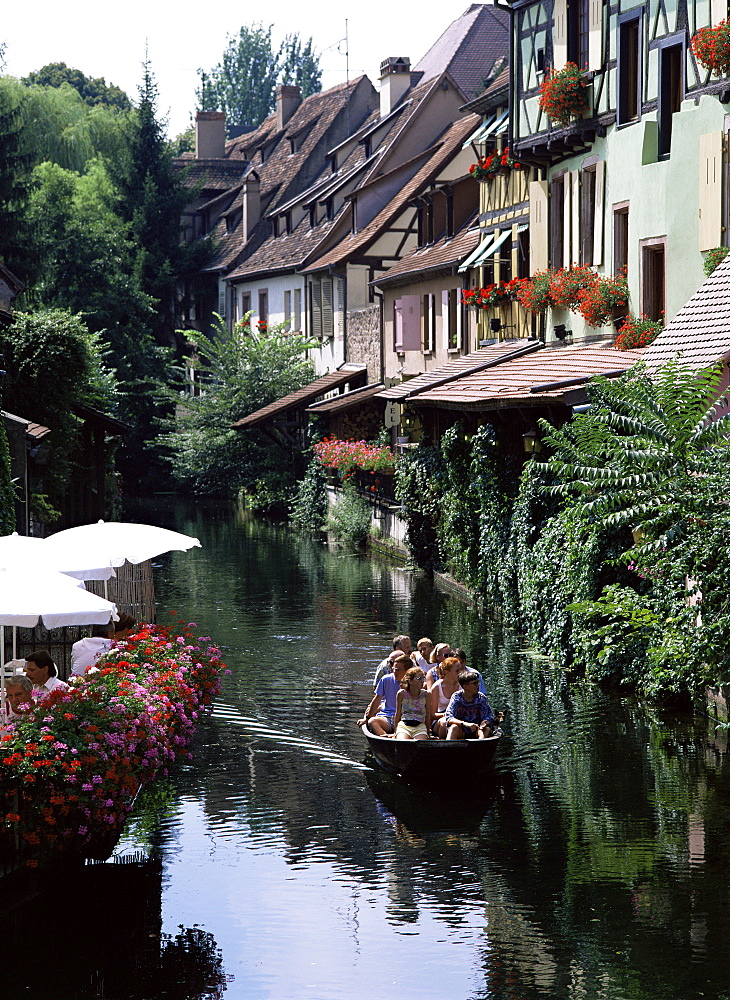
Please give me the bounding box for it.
[429,656,463,739]
[411,637,433,672]
[424,643,451,690]
[393,666,432,741]
[444,669,499,740]
[357,655,409,736]
[452,647,488,696]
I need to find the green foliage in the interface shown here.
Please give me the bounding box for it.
[703,245,730,277]
[327,481,371,549]
[22,63,131,110]
[0,80,33,279]
[0,421,16,534]
[160,315,316,498]
[197,23,321,127]
[394,441,444,570]
[291,458,328,530]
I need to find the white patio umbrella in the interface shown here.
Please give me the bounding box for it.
[0,532,116,581]
[0,567,117,697]
[44,520,201,576]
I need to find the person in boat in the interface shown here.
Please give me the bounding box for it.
[452,647,487,696]
[71,623,115,676]
[424,643,451,690]
[25,650,68,699]
[357,654,409,736]
[429,656,463,739]
[373,635,412,687]
[393,666,432,741]
[444,669,498,740]
[2,675,35,722]
[411,637,434,672]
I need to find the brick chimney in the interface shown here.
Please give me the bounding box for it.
[276,85,302,130]
[195,110,226,158]
[241,170,261,240]
[379,57,411,117]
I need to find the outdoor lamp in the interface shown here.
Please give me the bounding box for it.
[490,318,502,333]
[522,430,541,455]
[554,324,571,342]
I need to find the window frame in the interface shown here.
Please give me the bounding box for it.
[657,35,685,159]
[617,10,643,127]
[640,236,666,322]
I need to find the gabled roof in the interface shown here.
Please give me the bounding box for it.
[409,345,645,410]
[377,341,541,401]
[644,253,730,370]
[413,3,510,102]
[373,221,480,288]
[232,365,368,429]
[228,214,341,281]
[302,114,479,273]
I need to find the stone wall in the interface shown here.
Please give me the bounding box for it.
[346,305,381,383]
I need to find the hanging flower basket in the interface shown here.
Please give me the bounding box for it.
[692,20,730,76]
[469,147,526,182]
[538,63,589,126]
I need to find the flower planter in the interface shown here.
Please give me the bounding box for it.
[692,20,730,76]
[538,63,589,126]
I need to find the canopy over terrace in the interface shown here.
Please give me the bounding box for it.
[231,364,368,449]
[405,345,645,457]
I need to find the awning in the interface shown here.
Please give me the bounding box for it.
[458,229,512,272]
[307,383,385,414]
[481,109,508,138]
[461,115,496,148]
[232,365,367,429]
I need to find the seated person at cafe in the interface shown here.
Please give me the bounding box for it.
[25,650,68,698]
[114,612,138,642]
[71,623,115,676]
[357,654,409,736]
[3,675,35,721]
[444,670,498,741]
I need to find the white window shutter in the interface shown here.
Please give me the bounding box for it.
[711,0,727,25]
[698,132,723,251]
[593,160,605,266]
[589,0,604,71]
[322,276,334,337]
[553,0,568,67]
[529,180,549,271]
[442,289,450,349]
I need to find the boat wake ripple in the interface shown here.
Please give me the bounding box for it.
[210,702,371,771]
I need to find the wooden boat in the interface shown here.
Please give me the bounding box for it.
[362,724,501,781]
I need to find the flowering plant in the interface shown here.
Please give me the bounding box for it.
[313,438,395,474]
[515,267,629,326]
[469,147,525,182]
[463,277,521,309]
[615,315,663,350]
[0,621,225,865]
[703,246,730,277]
[576,270,629,326]
[538,63,589,126]
[515,270,553,312]
[548,264,598,309]
[692,20,730,76]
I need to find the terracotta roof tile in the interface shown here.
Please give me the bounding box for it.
[228,215,340,280]
[374,224,481,287]
[410,345,645,409]
[644,253,730,370]
[306,382,385,413]
[232,366,368,429]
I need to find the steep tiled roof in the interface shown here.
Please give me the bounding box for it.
[376,341,541,401]
[306,382,385,413]
[232,366,368,429]
[414,3,510,102]
[228,215,340,280]
[303,114,479,273]
[177,159,248,193]
[373,223,480,287]
[410,346,645,409]
[644,254,730,370]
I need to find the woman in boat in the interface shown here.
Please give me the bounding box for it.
[393,666,432,741]
[428,656,463,739]
[424,643,451,690]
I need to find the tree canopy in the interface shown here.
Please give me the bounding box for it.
[197,24,322,128]
[22,62,131,110]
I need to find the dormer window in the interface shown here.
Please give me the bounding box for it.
[258,146,266,164]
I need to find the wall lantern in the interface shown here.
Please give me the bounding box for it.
[554,324,571,342]
[490,318,502,333]
[522,429,542,455]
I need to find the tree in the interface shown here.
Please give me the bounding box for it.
[160,317,316,504]
[0,81,34,280]
[197,24,321,127]
[22,62,131,110]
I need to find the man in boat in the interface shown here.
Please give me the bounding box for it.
[358,655,409,736]
[444,670,500,740]
[373,635,412,687]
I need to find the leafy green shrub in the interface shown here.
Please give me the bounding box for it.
[327,481,371,549]
[703,245,730,277]
[394,441,444,570]
[291,458,328,531]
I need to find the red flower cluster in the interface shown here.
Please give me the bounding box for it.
[515,266,629,327]
[313,437,394,473]
[615,315,663,350]
[463,277,521,309]
[538,63,589,126]
[469,147,524,182]
[692,20,730,76]
[0,621,226,865]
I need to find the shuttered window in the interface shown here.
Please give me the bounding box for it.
[310,281,322,339]
[529,181,549,272]
[322,277,334,338]
[422,293,436,352]
[550,176,565,269]
[698,132,723,251]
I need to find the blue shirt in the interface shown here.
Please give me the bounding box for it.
[444,690,495,726]
[375,672,400,718]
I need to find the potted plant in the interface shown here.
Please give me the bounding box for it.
[538,63,589,126]
[692,20,730,76]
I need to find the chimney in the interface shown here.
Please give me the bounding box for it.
[195,110,226,158]
[276,85,302,130]
[241,170,261,239]
[379,57,411,117]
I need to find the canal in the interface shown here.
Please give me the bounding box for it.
[10,500,730,999]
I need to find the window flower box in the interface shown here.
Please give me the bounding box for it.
[692,20,730,76]
[538,63,589,126]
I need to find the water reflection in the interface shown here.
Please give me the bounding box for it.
[10,500,730,999]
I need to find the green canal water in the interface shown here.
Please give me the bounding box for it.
[9,500,730,999]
